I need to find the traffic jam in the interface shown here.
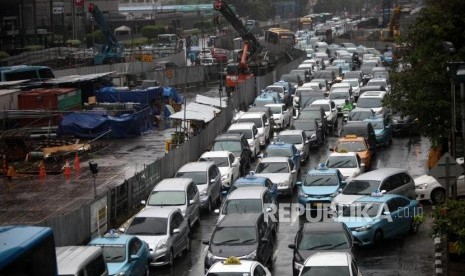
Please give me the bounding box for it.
[80,35,444,276]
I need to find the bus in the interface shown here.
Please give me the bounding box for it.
[0,65,55,82]
[263,28,296,55]
[299,16,313,31]
[0,225,58,276]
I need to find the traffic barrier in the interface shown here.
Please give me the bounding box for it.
[74,154,80,172]
[39,161,46,178]
[7,166,16,179]
[63,159,71,176]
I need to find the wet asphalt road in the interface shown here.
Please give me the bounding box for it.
[148,87,435,276]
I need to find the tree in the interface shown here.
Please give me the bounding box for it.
[384,0,465,145]
[141,25,165,43]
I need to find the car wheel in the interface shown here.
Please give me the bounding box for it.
[145,265,150,276]
[431,188,446,204]
[195,208,201,225]
[207,198,213,213]
[185,236,191,252]
[373,230,383,245]
[168,249,174,266]
[409,219,420,234]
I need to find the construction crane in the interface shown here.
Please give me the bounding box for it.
[213,0,265,93]
[88,3,125,65]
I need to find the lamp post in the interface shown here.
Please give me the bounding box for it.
[89,161,99,198]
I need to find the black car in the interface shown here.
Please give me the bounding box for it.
[391,110,419,136]
[212,133,252,175]
[298,106,327,135]
[295,88,325,109]
[288,222,357,276]
[292,119,324,147]
[280,73,303,87]
[339,121,377,152]
[203,213,275,271]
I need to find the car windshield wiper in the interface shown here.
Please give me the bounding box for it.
[214,238,241,245]
[306,243,333,250]
[241,239,256,244]
[328,242,348,249]
[107,255,124,261]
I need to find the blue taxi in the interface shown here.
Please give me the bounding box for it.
[263,141,301,173]
[89,230,151,276]
[225,172,278,199]
[297,164,346,212]
[364,117,392,146]
[334,194,421,246]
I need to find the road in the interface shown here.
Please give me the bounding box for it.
[148,86,434,276]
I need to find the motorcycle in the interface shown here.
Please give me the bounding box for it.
[342,108,351,125]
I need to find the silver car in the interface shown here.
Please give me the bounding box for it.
[122,208,190,267]
[142,178,200,229]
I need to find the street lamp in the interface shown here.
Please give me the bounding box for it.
[89,161,99,198]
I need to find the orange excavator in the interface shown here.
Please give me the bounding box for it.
[214,0,264,94]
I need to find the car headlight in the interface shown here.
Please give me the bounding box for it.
[294,262,304,271]
[279,180,289,187]
[392,119,398,124]
[249,142,255,147]
[355,224,372,232]
[156,238,168,249]
[117,272,126,276]
[416,183,428,190]
[246,250,257,260]
[200,189,208,196]
[221,174,228,181]
[298,191,308,198]
[330,192,337,198]
[310,134,317,139]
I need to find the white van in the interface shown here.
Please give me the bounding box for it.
[56,246,108,276]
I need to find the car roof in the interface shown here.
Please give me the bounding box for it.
[154,178,192,191]
[89,233,134,245]
[218,213,262,227]
[134,207,176,218]
[234,175,270,185]
[359,91,386,97]
[229,122,256,130]
[266,142,294,150]
[343,121,371,128]
[338,135,366,142]
[279,129,303,136]
[303,252,351,267]
[307,165,339,175]
[328,152,358,158]
[207,260,257,273]
[355,193,402,203]
[178,161,215,172]
[259,156,289,163]
[200,151,232,159]
[226,186,267,200]
[354,168,408,181]
[364,117,384,123]
[237,112,265,119]
[56,246,104,275]
[215,133,244,141]
[302,222,347,233]
[311,99,330,105]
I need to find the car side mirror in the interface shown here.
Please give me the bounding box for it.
[141,200,146,206]
[261,237,269,243]
[296,181,302,186]
[210,179,216,184]
[288,244,296,249]
[353,240,361,246]
[329,147,335,151]
[214,209,220,214]
[291,170,297,174]
[202,240,210,245]
[189,199,195,205]
[130,255,140,261]
[265,122,269,126]
[118,227,125,233]
[172,228,180,235]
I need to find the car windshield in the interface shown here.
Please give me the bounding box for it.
[311,104,330,111]
[266,86,284,93]
[370,121,384,130]
[300,266,351,275]
[294,121,316,131]
[349,110,373,121]
[343,80,359,88]
[342,180,380,195]
[303,174,339,186]
[299,110,321,120]
[222,199,263,214]
[256,162,289,173]
[326,156,357,168]
[340,127,368,138]
[200,157,229,167]
[335,141,367,152]
[228,129,253,139]
[268,105,283,114]
[237,118,263,128]
[125,217,167,235]
[361,64,377,74]
[254,98,275,106]
[357,97,382,108]
[213,141,242,152]
[329,92,349,100]
[340,202,381,217]
[278,134,302,144]
[94,244,126,263]
[147,191,186,206]
[206,273,252,276]
[212,226,257,245]
[175,171,207,185]
[298,232,350,250]
[267,147,294,157]
[368,81,386,87]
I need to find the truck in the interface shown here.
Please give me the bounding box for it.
[88,4,125,65]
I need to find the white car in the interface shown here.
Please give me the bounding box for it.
[266,103,293,129]
[227,122,260,159]
[325,152,365,183]
[341,78,361,98]
[255,156,298,196]
[199,151,241,189]
[415,174,465,203]
[309,99,338,131]
[205,258,271,276]
[277,129,310,163]
[236,111,272,147]
[298,252,362,276]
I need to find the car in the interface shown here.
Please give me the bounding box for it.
[298,105,327,135]
[288,222,357,276]
[333,168,417,208]
[341,78,361,99]
[121,208,190,267]
[297,252,362,276]
[263,141,301,172]
[56,246,109,276]
[265,103,293,130]
[277,129,310,163]
[339,121,377,152]
[363,116,393,146]
[253,93,278,106]
[290,68,312,83]
[255,156,298,196]
[295,87,325,109]
[334,194,421,246]
[292,119,324,147]
[325,152,365,182]
[199,151,241,190]
[308,79,329,94]
[236,111,272,148]
[216,186,278,233]
[212,133,252,175]
[348,108,376,122]
[205,258,272,275]
[344,70,363,84]
[309,99,338,132]
[280,73,303,89]
[200,57,219,66]
[88,232,151,276]
[359,85,387,96]
[414,174,465,203]
[391,110,419,136]
[313,70,337,86]
[328,88,353,114]
[355,91,387,116]
[203,213,275,271]
[273,80,296,104]
[296,164,347,212]
[175,161,222,213]
[367,78,389,93]
[227,172,278,199]
[262,86,285,103]
[142,178,200,229]
[331,135,374,171]
[227,122,260,159]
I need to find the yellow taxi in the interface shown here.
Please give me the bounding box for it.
[331,135,373,170]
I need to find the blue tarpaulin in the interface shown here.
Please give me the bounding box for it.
[95,86,183,105]
[57,108,153,138]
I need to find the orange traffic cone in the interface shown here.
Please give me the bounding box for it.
[74,154,80,172]
[63,159,71,176]
[2,155,7,175]
[39,161,46,178]
[7,166,16,179]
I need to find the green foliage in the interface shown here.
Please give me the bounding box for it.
[91,30,106,44]
[193,20,213,32]
[141,25,166,41]
[431,200,465,254]
[23,45,45,51]
[121,37,149,47]
[384,0,465,145]
[66,39,82,46]
[0,51,10,60]
[313,0,365,15]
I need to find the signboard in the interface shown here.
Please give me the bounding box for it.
[430,152,464,187]
[53,2,64,14]
[141,54,153,62]
[90,197,108,238]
